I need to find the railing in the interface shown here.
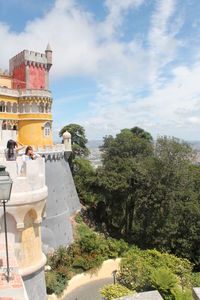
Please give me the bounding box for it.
[19,89,52,98]
[0,86,19,97]
[0,87,52,98]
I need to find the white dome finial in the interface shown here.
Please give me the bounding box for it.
[46,43,52,52]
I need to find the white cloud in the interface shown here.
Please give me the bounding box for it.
[0,0,200,141]
[80,60,200,140]
[101,0,145,37]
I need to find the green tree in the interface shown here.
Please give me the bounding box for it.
[132,136,200,269]
[59,123,89,157]
[131,126,153,142]
[73,158,96,206]
[95,128,153,239]
[94,131,200,269]
[59,123,90,173]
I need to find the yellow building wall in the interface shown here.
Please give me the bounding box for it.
[18,210,42,269]
[18,119,53,148]
[0,76,12,88]
[0,95,18,102]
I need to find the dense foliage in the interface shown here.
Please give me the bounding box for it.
[76,128,200,270]
[46,215,200,298]
[100,284,133,300]
[46,218,128,295]
[52,124,200,298]
[116,247,198,300]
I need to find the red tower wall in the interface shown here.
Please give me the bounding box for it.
[28,65,46,89]
[12,66,26,89]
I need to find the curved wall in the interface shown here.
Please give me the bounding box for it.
[23,267,46,300]
[41,153,81,252]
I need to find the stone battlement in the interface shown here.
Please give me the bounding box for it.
[1,158,47,203]
[9,50,48,74]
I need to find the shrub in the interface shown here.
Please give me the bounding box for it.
[75,211,83,224]
[45,271,57,295]
[191,272,200,286]
[172,288,193,300]
[117,247,193,293]
[105,238,129,258]
[100,284,133,300]
[45,269,69,295]
[150,267,177,300]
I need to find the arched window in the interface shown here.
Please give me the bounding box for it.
[39,102,44,113]
[0,101,5,112]
[25,102,30,113]
[12,103,17,113]
[31,102,38,113]
[43,121,51,137]
[45,103,49,113]
[6,102,11,113]
[19,103,23,113]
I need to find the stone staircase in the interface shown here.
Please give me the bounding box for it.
[0,243,28,300]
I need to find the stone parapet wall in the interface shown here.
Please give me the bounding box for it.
[0,86,19,97]
[0,86,52,98]
[18,88,52,99]
[0,159,47,231]
[0,158,46,195]
[193,288,200,300]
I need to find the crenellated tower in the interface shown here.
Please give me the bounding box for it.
[0,45,53,149]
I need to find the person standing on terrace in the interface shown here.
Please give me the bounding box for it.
[5,139,24,161]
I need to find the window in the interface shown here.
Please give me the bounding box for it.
[43,121,51,137]
[39,102,44,113]
[25,102,30,113]
[6,102,11,113]
[0,102,5,112]
[12,103,17,113]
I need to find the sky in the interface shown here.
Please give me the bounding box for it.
[0,0,200,141]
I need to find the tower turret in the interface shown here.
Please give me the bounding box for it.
[45,43,52,68]
[9,46,52,90]
[45,43,52,90]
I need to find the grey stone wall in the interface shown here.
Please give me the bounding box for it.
[23,267,46,300]
[117,291,163,300]
[193,288,200,300]
[41,154,81,252]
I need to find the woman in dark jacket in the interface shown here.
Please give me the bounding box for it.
[5,139,24,161]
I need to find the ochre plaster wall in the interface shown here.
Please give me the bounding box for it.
[0,95,18,102]
[18,210,42,269]
[18,119,53,147]
[0,76,12,88]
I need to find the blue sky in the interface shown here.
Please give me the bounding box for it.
[0,0,200,141]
